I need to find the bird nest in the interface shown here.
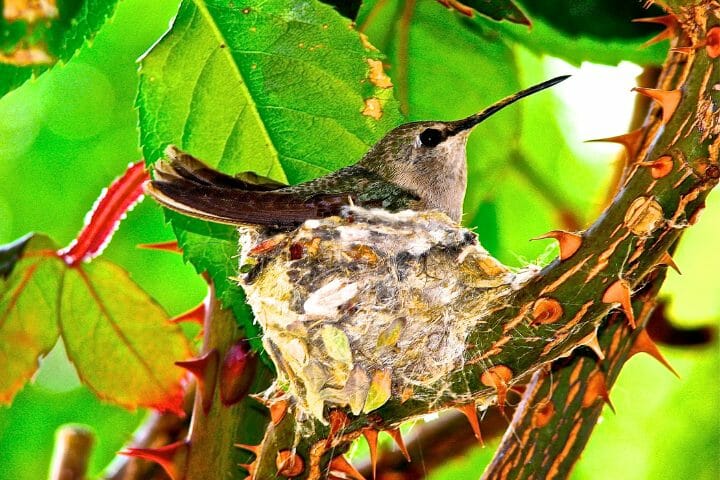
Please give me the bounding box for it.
[238,208,524,421]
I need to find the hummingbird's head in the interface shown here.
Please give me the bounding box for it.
[360,75,570,222]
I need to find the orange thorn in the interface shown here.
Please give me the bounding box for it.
[175,349,219,414]
[326,410,350,448]
[602,280,636,328]
[362,428,379,479]
[220,339,255,406]
[632,14,678,47]
[656,251,682,274]
[137,240,182,254]
[532,230,582,260]
[239,462,256,476]
[578,330,605,361]
[480,365,513,414]
[234,443,260,456]
[276,450,305,477]
[269,399,289,425]
[328,455,366,480]
[706,26,720,58]
[583,370,615,413]
[532,297,564,325]
[120,440,188,480]
[532,401,556,428]
[386,428,411,462]
[456,403,483,445]
[171,301,206,325]
[639,155,674,179]
[632,87,681,124]
[586,128,645,159]
[629,329,680,378]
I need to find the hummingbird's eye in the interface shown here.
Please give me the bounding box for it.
[419,128,443,148]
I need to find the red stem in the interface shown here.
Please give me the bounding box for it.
[58,161,149,266]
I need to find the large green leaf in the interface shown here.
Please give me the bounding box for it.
[0,0,121,97]
[0,234,63,404]
[138,0,403,336]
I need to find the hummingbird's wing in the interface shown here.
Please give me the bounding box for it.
[146,147,415,228]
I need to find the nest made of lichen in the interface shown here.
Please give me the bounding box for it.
[238,208,521,421]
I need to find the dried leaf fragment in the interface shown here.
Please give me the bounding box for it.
[362,98,383,120]
[366,59,393,89]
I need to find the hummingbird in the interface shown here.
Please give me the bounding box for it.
[146,76,569,228]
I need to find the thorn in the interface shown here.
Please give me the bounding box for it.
[639,155,674,179]
[137,240,182,254]
[175,349,219,414]
[362,428,379,479]
[706,26,720,58]
[532,297,564,325]
[328,455,366,480]
[602,280,635,328]
[632,14,678,47]
[171,301,206,325]
[276,450,305,477]
[656,251,682,274]
[269,399,289,425]
[629,329,680,378]
[120,440,188,480]
[238,462,256,476]
[583,370,615,413]
[386,428,411,462]
[532,230,582,260]
[234,443,260,456]
[326,410,350,448]
[578,330,605,361]
[220,339,256,406]
[456,403,483,445]
[632,87,681,124]
[480,365,513,414]
[586,128,645,159]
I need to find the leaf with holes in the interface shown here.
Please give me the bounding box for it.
[58,259,191,413]
[0,234,63,404]
[137,0,403,336]
[0,0,121,98]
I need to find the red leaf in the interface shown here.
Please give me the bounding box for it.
[59,260,191,414]
[0,235,63,404]
[58,161,149,266]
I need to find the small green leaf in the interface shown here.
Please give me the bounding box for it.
[0,0,121,97]
[0,234,63,404]
[59,259,191,413]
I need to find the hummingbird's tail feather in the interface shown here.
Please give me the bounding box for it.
[146,147,350,228]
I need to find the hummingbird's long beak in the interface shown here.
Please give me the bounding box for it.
[448,75,570,136]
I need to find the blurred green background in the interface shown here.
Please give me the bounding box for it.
[0,0,717,478]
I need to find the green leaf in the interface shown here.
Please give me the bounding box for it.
[58,259,191,413]
[486,11,667,67]
[515,0,665,41]
[138,0,403,335]
[0,234,63,404]
[0,0,121,98]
